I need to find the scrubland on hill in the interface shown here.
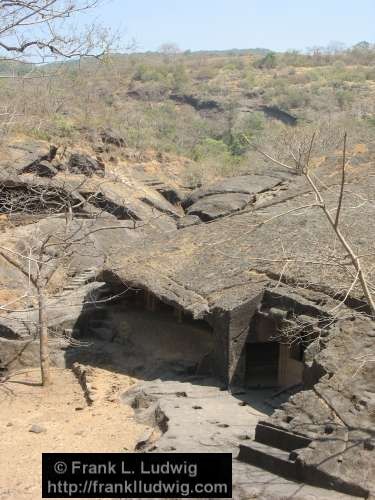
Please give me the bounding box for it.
[2,43,375,185]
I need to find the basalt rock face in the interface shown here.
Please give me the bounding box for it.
[169,93,222,111]
[101,159,375,495]
[182,174,284,208]
[0,139,181,231]
[1,136,375,496]
[68,153,105,177]
[100,128,126,148]
[1,140,55,176]
[182,174,285,221]
[247,317,375,497]
[187,192,253,221]
[0,138,183,349]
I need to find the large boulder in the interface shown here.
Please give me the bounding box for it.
[186,192,253,221]
[100,128,125,148]
[68,153,104,177]
[182,174,283,209]
[0,338,66,374]
[0,140,57,176]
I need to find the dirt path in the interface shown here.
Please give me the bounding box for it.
[0,367,147,500]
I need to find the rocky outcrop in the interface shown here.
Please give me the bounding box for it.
[100,128,125,148]
[169,93,222,111]
[96,182,178,231]
[187,192,253,221]
[1,140,56,176]
[182,174,284,221]
[182,174,283,208]
[68,153,105,177]
[120,379,350,499]
[1,133,374,497]
[240,317,375,497]
[258,105,298,126]
[0,139,181,231]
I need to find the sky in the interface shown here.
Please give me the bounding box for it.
[84,0,375,53]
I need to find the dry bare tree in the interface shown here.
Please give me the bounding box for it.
[0,0,114,63]
[244,132,375,319]
[0,2,129,385]
[0,1,123,137]
[0,178,137,385]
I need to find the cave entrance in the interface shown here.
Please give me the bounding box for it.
[73,286,216,380]
[245,342,279,388]
[240,311,304,389]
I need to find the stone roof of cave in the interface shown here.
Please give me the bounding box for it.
[106,161,375,318]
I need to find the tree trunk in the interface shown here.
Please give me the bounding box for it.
[38,284,51,386]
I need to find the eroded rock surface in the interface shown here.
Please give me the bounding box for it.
[182,174,284,208]
[244,316,375,497]
[182,174,284,221]
[122,379,356,500]
[1,135,374,498]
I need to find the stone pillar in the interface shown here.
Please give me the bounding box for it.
[174,306,183,323]
[208,290,264,389]
[208,309,231,387]
[145,291,157,312]
[227,292,263,387]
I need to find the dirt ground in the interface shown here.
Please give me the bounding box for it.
[0,365,358,500]
[0,367,148,500]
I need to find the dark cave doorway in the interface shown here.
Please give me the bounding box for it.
[68,286,217,382]
[240,311,304,389]
[245,342,280,388]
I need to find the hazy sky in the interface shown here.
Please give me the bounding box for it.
[88,0,375,52]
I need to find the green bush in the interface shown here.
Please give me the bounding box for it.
[193,138,231,161]
[335,88,354,109]
[230,112,265,155]
[133,64,165,82]
[28,128,51,141]
[171,63,190,92]
[52,115,76,138]
[277,87,311,110]
[254,52,277,69]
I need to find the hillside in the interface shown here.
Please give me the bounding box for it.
[1,45,375,186]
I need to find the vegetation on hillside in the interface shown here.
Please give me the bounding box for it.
[1,42,375,184]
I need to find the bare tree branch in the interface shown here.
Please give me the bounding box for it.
[0,0,115,63]
[245,133,375,318]
[334,131,347,229]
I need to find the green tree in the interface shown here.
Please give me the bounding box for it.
[255,52,277,69]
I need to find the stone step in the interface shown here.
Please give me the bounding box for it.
[255,421,312,452]
[238,441,297,481]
